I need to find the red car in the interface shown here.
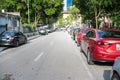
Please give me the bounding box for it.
[81,28,120,65]
[75,28,92,46]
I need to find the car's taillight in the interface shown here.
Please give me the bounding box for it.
[96,41,111,45]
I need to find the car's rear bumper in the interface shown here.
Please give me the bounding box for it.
[93,49,120,62]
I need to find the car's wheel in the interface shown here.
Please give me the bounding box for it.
[87,50,94,65]
[15,41,19,47]
[24,38,27,44]
[80,44,83,52]
[77,42,80,47]
[111,72,120,80]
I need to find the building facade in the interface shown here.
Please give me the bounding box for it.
[63,0,72,19]
[63,0,72,11]
[0,13,21,33]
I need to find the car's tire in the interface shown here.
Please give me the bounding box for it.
[80,45,83,52]
[87,50,94,65]
[15,41,19,47]
[80,45,84,53]
[111,72,120,80]
[24,38,27,44]
[77,42,80,47]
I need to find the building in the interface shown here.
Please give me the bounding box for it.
[63,0,72,19]
[0,12,21,33]
[63,0,72,11]
[62,11,69,19]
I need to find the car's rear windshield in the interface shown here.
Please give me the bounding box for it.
[82,30,90,33]
[98,30,120,38]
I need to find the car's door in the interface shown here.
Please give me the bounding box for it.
[16,32,24,44]
[82,31,91,54]
[87,30,96,56]
[19,32,26,43]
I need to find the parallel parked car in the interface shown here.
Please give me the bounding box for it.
[75,28,92,46]
[0,30,27,47]
[81,28,120,65]
[39,29,48,35]
[111,57,120,80]
[71,27,80,40]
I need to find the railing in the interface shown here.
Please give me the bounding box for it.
[24,31,39,37]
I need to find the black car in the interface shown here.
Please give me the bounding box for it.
[0,30,27,47]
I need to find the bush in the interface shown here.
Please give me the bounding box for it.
[23,23,36,32]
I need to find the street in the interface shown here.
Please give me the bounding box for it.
[0,31,112,80]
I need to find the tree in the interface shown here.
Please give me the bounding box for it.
[67,5,80,26]
[2,0,63,25]
[73,0,117,29]
[104,0,120,29]
[0,0,6,11]
[68,5,80,20]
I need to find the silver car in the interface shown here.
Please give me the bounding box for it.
[111,57,120,80]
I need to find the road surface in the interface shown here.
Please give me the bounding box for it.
[0,31,112,80]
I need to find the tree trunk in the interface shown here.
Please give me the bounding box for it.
[95,9,98,29]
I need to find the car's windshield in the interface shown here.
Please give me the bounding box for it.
[82,30,90,33]
[1,31,15,37]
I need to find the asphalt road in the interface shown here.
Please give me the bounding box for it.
[0,31,112,80]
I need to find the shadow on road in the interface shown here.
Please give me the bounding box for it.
[94,62,113,66]
[103,70,111,80]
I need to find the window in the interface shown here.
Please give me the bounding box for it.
[86,30,95,38]
[98,30,120,38]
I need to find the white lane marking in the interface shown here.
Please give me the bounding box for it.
[34,52,44,62]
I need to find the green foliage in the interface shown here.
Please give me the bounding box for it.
[68,5,80,20]
[2,0,63,25]
[44,8,56,15]
[73,0,120,29]
[23,23,35,29]
[23,23,36,32]
[111,11,120,29]
[58,18,65,28]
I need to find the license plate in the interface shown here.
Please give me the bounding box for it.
[116,44,120,50]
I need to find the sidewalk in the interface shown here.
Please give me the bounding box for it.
[27,34,40,41]
[0,34,40,52]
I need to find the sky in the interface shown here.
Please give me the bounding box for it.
[63,0,72,11]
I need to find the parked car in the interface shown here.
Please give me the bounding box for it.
[0,30,27,47]
[111,57,120,80]
[71,27,80,40]
[81,28,120,65]
[75,28,92,46]
[39,29,48,35]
